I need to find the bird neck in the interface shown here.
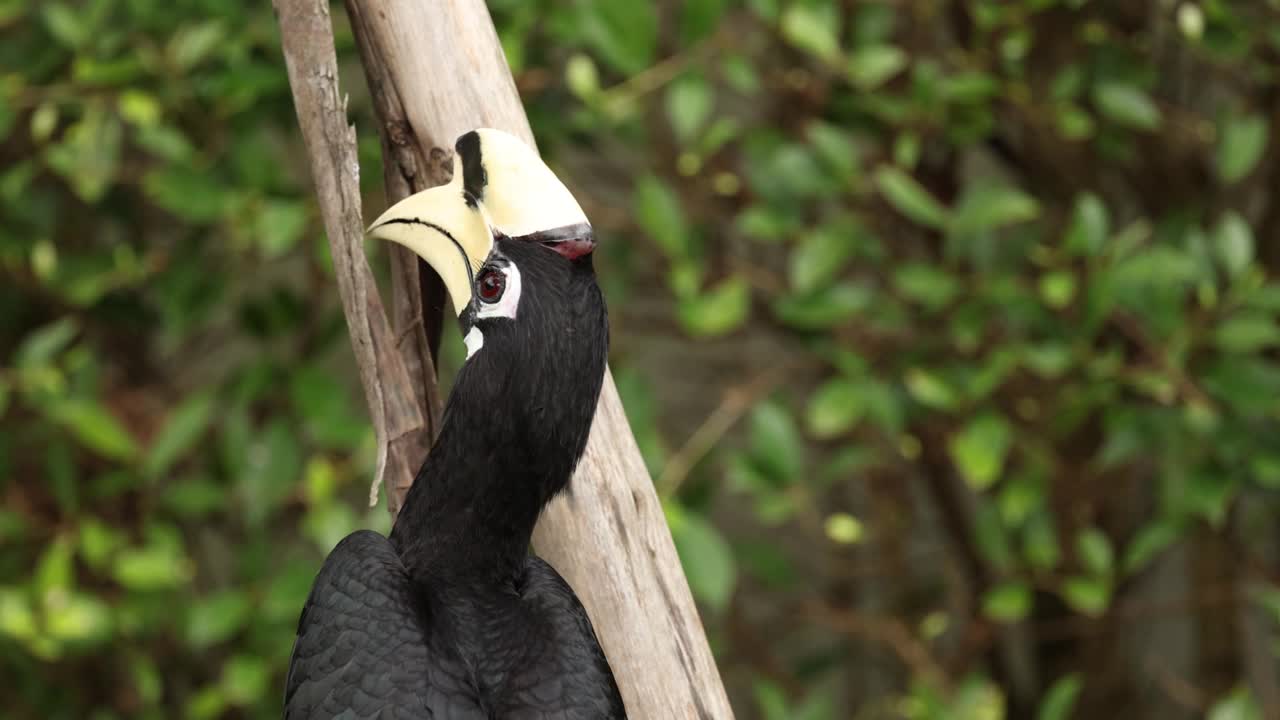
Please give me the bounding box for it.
[390,266,607,584]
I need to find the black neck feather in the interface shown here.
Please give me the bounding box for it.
[389,247,607,583]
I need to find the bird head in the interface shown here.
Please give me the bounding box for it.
[367,129,607,464]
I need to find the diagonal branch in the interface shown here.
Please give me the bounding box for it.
[274,0,431,515]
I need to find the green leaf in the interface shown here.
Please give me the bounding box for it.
[893,263,959,310]
[633,175,691,259]
[1024,513,1062,570]
[807,122,860,183]
[677,276,750,336]
[950,185,1040,235]
[1208,686,1262,720]
[806,379,864,438]
[1039,271,1077,309]
[239,420,302,525]
[780,4,840,62]
[1122,521,1180,574]
[1076,528,1114,576]
[874,166,949,229]
[983,581,1032,623]
[565,54,600,99]
[221,654,269,706]
[112,543,192,590]
[16,318,78,368]
[580,0,657,74]
[750,401,803,483]
[41,3,88,48]
[948,413,1013,489]
[48,400,138,460]
[186,592,252,649]
[823,513,864,544]
[680,0,728,43]
[1064,192,1109,256]
[0,588,37,643]
[257,200,309,258]
[1217,113,1268,183]
[1214,313,1280,353]
[1037,674,1084,720]
[45,591,112,643]
[143,167,230,223]
[44,106,122,203]
[1092,82,1162,131]
[1214,211,1254,276]
[666,74,713,144]
[144,391,215,479]
[35,536,75,597]
[788,226,857,293]
[846,45,907,89]
[670,508,737,610]
[905,368,958,410]
[168,21,225,70]
[773,283,872,329]
[1062,575,1110,616]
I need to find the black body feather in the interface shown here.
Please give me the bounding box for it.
[285,239,623,719]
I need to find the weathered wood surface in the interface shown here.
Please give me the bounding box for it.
[274,0,431,518]
[277,0,734,716]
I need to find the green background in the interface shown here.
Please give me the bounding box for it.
[2,0,1279,718]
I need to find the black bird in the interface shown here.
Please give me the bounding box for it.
[284,129,625,719]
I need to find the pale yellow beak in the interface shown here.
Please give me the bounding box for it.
[366,159,491,316]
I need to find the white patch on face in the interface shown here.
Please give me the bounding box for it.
[474,260,522,322]
[463,326,484,359]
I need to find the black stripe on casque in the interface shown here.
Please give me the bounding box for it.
[455,131,486,207]
[371,218,476,289]
[511,223,594,246]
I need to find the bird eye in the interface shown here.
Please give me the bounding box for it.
[477,268,506,304]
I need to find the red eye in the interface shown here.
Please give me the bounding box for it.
[477,268,506,303]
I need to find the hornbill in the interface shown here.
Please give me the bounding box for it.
[284,129,624,719]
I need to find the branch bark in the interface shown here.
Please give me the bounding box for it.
[274,0,431,517]
[276,0,733,716]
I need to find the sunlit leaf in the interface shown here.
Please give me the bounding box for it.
[677,276,750,336]
[1038,674,1084,720]
[144,391,215,479]
[633,175,691,259]
[806,379,864,438]
[948,413,1012,489]
[874,166,949,228]
[666,74,713,144]
[983,581,1031,623]
[1062,575,1110,616]
[1214,211,1254,276]
[1092,82,1162,131]
[669,506,737,611]
[780,4,840,62]
[187,592,252,649]
[846,45,907,89]
[1217,113,1267,183]
[950,185,1040,235]
[48,400,138,460]
[1076,528,1114,576]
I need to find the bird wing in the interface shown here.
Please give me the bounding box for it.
[284,530,483,720]
[503,556,627,720]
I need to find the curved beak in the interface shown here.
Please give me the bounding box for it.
[366,171,491,316]
[366,129,596,316]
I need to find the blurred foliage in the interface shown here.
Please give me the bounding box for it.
[2,0,1280,718]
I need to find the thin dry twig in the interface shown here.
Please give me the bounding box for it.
[657,364,792,497]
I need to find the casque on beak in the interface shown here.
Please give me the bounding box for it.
[366,129,596,316]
